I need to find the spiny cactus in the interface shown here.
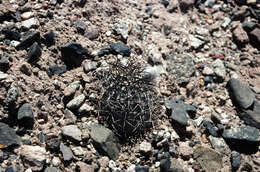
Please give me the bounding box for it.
[95,56,160,138]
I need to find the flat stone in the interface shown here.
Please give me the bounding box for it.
[47,65,67,76]
[62,125,82,142]
[0,71,8,80]
[193,146,222,172]
[60,142,73,161]
[66,94,86,110]
[61,42,89,69]
[179,142,193,159]
[0,122,21,148]
[76,162,95,172]
[78,103,94,114]
[211,59,226,81]
[90,124,120,160]
[209,136,230,155]
[71,146,85,157]
[21,11,34,20]
[17,103,34,129]
[43,30,55,46]
[203,120,218,137]
[27,42,41,63]
[20,145,46,171]
[227,78,255,109]
[84,28,99,40]
[249,28,260,49]
[22,18,39,29]
[222,125,260,143]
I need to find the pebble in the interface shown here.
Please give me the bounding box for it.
[139,141,152,154]
[110,42,131,57]
[209,136,230,155]
[43,30,55,46]
[20,145,47,171]
[233,25,249,44]
[189,34,205,49]
[60,142,73,161]
[212,59,226,81]
[27,42,41,63]
[0,72,8,80]
[66,94,86,110]
[7,82,19,103]
[21,12,34,20]
[16,31,40,50]
[82,60,98,73]
[17,103,34,129]
[0,122,21,148]
[62,125,82,142]
[72,146,85,156]
[22,18,39,29]
[44,167,62,172]
[231,151,242,170]
[203,120,218,137]
[52,157,61,167]
[221,17,231,29]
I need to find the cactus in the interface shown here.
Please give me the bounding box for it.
[95,56,160,138]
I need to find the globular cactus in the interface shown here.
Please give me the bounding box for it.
[95,56,160,138]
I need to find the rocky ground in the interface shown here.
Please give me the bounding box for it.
[0,0,260,171]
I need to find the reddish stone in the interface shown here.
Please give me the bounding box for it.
[250,28,260,44]
[76,162,95,172]
[233,25,249,44]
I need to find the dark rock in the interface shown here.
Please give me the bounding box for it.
[46,136,60,152]
[43,30,55,46]
[179,0,195,13]
[2,29,21,41]
[47,65,67,76]
[78,0,87,7]
[27,42,41,63]
[193,146,222,172]
[82,60,98,73]
[203,120,218,137]
[110,42,131,56]
[5,165,20,172]
[231,151,242,170]
[74,20,86,34]
[44,167,62,172]
[242,21,256,32]
[249,28,260,49]
[135,166,149,172]
[166,53,195,86]
[61,42,88,69]
[90,124,120,160]
[165,98,197,126]
[0,122,21,148]
[161,0,169,7]
[227,78,255,109]
[0,52,9,72]
[222,125,260,153]
[160,157,171,172]
[17,103,34,129]
[60,142,73,161]
[239,100,260,129]
[16,31,40,50]
[98,46,112,57]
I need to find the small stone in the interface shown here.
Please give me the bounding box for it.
[221,17,231,29]
[170,158,184,172]
[189,34,205,49]
[44,167,62,172]
[202,66,214,76]
[7,82,19,103]
[179,0,195,12]
[240,100,260,129]
[98,156,110,168]
[43,30,55,46]
[139,141,152,154]
[249,28,260,48]
[66,94,86,110]
[46,135,60,151]
[2,29,21,41]
[195,27,209,36]
[61,42,89,69]
[84,28,99,40]
[17,103,34,129]
[0,53,9,72]
[22,18,39,29]
[52,157,61,167]
[72,146,85,156]
[47,65,67,76]
[90,124,120,160]
[227,78,255,109]
[62,125,82,142]
[78,103,94,114]
[82,60,98,73]
[0,122,21,148]
[21,11,34,20]
[20,145,47,171]
[194,116,204,126]
[194,146,222,172]
[209,136,230,155]
[205,0,215,7]
[27,42,41,63]
[16,31,40,50]
[231,151,242,170]
[212,59,226,81]
[5,166,20,172]
[233,25,249,45]
[74,20,86,34]
[203,120,218,137]
[20,62,32,76]
[160,158,171,172]
[110,42,131,56]
[0,71,8,80]
[242,21,256,32]
[60,142,73,161]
